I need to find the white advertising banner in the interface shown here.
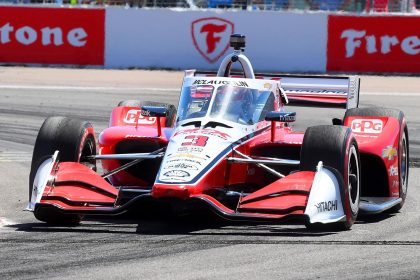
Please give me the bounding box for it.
[105,8,327,72]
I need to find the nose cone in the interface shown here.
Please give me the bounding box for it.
[152,183,191,199]
[157,127,233,185]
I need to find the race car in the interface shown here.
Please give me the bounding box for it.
[26,34,409,231]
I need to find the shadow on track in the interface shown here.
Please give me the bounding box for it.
[10,212,336,238]
[12,203,407,237]
[356,212,397,225]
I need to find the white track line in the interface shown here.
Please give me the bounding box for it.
[0,217,16,227]
[0,84,179,92]
[362,91,420,96]
[0,152,32,162]
[0,84,419,96]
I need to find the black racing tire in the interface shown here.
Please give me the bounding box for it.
[301,125,361,231]
[117,100,177,127]
[344,107,402,120]
[29,116,96,225]
[345,107,409,212]
[391,126,409,212]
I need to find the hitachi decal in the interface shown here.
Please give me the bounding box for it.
[193,80,249,87]
[314,200,338,213]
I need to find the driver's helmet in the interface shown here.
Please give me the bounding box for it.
[213,86,254,122]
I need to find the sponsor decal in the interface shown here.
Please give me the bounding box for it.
[382,145,398,161]
[163,170,190,178]
[392,180,399,187]
[141,110,151,117]
[168,153,207,160]
[164,163,198,171]
[173,128,230,140]
[351,119,383,133]
[389,165,399,177]
[352,134,379,139]
[263,83,272,90]
[278,114,296,122]
[314,200,338,213]
[177,147,204,153]
[340,30,419,58]
[191,17,234,64]
[166,158,203,166]
[327,16,420,73]
[124,109,156,125]
[192,79,248,87]
[0,7,104,65]
[125,135,145,139]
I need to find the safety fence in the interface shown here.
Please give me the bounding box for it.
[2,0,419,12]
[0,6,419,73]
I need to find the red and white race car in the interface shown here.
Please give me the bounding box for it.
[27,34,409,230]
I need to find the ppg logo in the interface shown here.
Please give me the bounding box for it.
[351,119,383,133]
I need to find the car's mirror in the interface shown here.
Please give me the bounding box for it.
[265,111,296,122]
[140,106,168,118]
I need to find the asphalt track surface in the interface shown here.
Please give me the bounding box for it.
[0,68,419,279]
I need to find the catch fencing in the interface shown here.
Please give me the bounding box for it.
[3,0,419,12]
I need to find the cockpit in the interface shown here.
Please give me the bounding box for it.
[176,77,277,126]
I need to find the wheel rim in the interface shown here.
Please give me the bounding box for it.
[80,135,96,166]
[348,145,360,214]
[400,132,408,197]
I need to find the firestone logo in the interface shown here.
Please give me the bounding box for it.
[341,29,420,58]
[191,17,234,64]
[0,23,87,47]
[0,7,104,65]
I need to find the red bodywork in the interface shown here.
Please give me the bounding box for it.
[32,69,405,224]
[35,101,404,222]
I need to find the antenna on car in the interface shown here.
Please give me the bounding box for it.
[217,34,255,79]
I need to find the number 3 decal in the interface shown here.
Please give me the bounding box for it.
[182,135,208,147]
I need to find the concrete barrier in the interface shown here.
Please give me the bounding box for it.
[0,6,419,74]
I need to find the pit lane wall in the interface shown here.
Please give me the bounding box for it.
[0,6,420,74]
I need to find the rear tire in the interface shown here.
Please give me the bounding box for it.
[344,107,409,212]
[29,116,96,225]
[117,100,177,127]
[301,125,360,231]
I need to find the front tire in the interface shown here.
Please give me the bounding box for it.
[29,116,96,225]
[301,125,361,231]
[394,127,409,211]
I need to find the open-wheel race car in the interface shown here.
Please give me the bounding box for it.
[27,34,409,231]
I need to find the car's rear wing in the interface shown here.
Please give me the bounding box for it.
[193,71,360,109]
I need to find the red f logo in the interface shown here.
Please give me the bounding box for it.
[191,17,234,64]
